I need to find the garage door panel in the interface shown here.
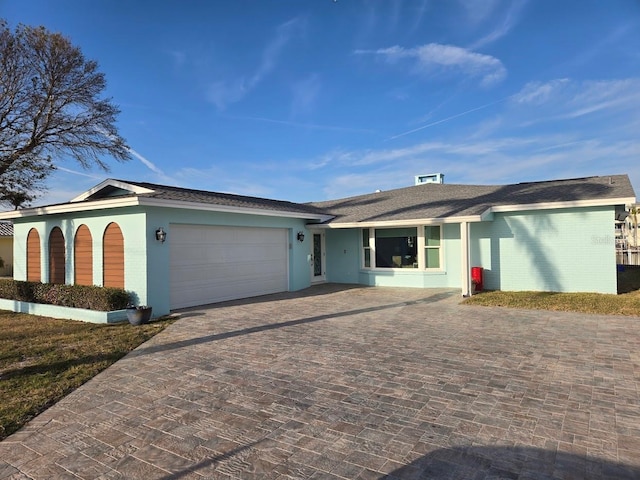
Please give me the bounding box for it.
[170,225,288,309]
[171,259,285,277]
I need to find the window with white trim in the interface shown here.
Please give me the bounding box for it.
[361,225,442,270]
[424,226,441,269]
[362,229,372,267]
[375,227,418,268]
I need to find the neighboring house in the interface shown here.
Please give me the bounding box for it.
[0,222,13,276]
[615,203,640,265]
[0,174,635,317]
[624,204,639,248]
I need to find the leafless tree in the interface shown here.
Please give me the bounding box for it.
[0,19,131,207]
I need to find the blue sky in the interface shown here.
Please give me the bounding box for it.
[3,0,640,205]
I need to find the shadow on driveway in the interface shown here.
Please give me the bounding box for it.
[386,446,640,479]
[174,283,365,311]
[131,289,458,357]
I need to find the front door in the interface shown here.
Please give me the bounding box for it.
[310,231,326,283]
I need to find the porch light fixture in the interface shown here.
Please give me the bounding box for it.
[296,231,305,242]
[155,227,167,243]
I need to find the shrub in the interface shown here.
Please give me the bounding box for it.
[0,280,130,311]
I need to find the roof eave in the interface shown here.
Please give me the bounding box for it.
[480,196,637,221]
[0,197,143,219]
[0,196,334,222]
[314,197,638,228]
[315,215,483,228]
[137,197,334,221]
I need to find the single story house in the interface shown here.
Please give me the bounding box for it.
[0,222,13,276]
[0,174,635,318]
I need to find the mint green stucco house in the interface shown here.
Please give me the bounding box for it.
[0,174,635,320]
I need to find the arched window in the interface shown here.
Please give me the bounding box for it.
[49,227,65,284]
[74,225,93,285]
[103,222,124,288]
[26,228,41,282]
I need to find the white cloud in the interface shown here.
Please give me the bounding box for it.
[512,79,570,105]
[128,148,165,176]
[565,79,640,118]
[468,0,529,49]
[251,17,302,88]
[388,98,508,140]
[458,0,501,24]
[355,142,445,166]
[355,43,506,87]
[322,170,411,200]
[207,80,248,110]
[566,23,634,70]
[55,166,102,180]
[207,17,303,110]
[409,0,431,33]
[313,134,640,200]
[511,78,640,122]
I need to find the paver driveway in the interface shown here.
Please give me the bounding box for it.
[1,284,640,479]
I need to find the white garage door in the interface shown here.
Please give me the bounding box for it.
[170,224,289,309]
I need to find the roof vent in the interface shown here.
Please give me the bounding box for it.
[415,173,444,185]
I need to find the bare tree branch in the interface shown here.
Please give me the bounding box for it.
[0,19,131,207]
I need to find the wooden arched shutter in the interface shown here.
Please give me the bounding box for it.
[26,228,41,282]
[103,222,124,288]
[74,225,93,285]
[49,227,66,284]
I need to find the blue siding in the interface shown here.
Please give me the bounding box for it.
[12,209,148,302]
[10,201,620,322]
[145,207,313,315]
[470,207,616,293]
[13,206,314,318]
[325,229,360,284]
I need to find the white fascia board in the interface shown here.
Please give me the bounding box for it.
[314,215,483,229]
[71,179,155,202]
[480,196,637,220]
[138,197,334,221]
[0,196,333,222]
[0,197,142,220]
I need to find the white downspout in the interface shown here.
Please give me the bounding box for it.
[461,221,471,297]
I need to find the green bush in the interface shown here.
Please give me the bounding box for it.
[0,280,130,311]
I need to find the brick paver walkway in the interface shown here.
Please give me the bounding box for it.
[1,285,639,479]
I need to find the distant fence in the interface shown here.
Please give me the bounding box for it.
[617,249,640,266]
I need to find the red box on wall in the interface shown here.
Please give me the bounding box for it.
[471,267,484,292]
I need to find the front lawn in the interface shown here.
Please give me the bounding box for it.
[463,266,640,316]
[0,312,175,440]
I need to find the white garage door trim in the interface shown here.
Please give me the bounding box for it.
[170,224,289,309]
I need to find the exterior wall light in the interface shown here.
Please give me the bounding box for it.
[155,227,167,243]
[296,231,305,242]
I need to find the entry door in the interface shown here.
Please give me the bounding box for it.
[310,231,326,283]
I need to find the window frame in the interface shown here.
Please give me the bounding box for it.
[362,228,372,268]
[361,225,443,271]
[422,225,442,270]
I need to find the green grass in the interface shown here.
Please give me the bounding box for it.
[463,266,640,316]
[0,312,175,440]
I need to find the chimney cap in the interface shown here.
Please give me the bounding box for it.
[415,173,444,185]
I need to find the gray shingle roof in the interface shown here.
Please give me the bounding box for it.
[75,175,636,226]
[306,175,636,224]
[0,222,12,236]
[117,180,327,217]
